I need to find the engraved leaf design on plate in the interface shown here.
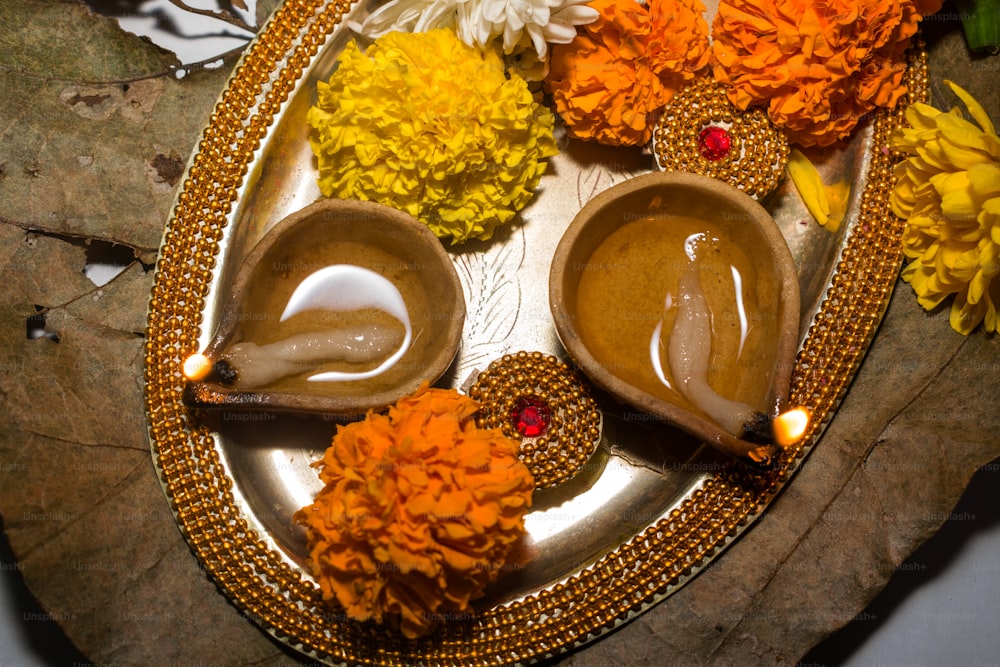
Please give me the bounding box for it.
[576,158,643,208]
[453,227,525,372]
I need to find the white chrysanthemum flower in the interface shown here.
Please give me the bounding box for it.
[353,0,598,60]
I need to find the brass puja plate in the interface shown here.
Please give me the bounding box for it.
[143,0,928,664]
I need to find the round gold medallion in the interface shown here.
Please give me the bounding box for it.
[652,78,789,199]
[468,351,602,489]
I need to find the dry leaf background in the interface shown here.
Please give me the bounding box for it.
[0,1,997,665]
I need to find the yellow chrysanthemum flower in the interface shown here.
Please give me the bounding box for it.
[891,80,1000,334]
[307,29,558,244]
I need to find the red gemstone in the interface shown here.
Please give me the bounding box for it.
[698,126,732,161]
[510,397,551,438]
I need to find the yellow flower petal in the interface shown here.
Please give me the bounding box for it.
[984,283,1000,333]
[916,138,960,172]
[981,239,1000,278]
[905,102,945,134]
[932,171,977,221]
[788,150,829,220]
[935,113,1000,168]
[985,198,1000,246]
[824,180,850,232]
[787,149,848,231]
[945,80,996,136]
[968,163,1000,201]
[950,289,987,335]
[968,270,989,304]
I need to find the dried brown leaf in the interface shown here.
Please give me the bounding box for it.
[0,1,273,663]
[0,0,233,256]
[256,0,285,25]
[0,0,179,80]
[0,6,996,667]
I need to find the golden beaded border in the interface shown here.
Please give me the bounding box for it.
[143,1,928,661]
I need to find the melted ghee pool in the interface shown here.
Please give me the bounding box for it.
[574,214,781,416]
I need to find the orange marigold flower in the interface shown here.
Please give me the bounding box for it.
[712,0,944,147]
[544,0,711,147]
[293,385,534,638]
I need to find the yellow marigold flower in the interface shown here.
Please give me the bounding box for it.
[307,29,558,244]
[293,385,534,638]
[891,80,1000,334]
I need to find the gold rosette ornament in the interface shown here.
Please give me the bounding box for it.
[294,385,534,638]
[652,78,789,199]
[469,352,602,489]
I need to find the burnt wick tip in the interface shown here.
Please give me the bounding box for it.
[213,359,238,386]
[741,411,773,444]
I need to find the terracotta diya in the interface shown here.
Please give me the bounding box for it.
[549,172,808,466]
[181,198,465,416]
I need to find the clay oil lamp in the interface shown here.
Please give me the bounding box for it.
[550,172,809,467]
[181,199,465,416]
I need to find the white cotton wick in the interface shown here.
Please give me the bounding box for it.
[223,324,405,389]
[667,263,755,436]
